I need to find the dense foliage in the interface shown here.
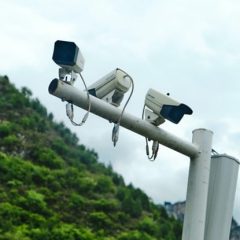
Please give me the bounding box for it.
[0,76,182,240]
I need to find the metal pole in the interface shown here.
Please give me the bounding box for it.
[204,154,239,240]
[182,129,213,240]
[48,79,199,158]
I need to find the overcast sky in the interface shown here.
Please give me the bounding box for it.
[1,0,240,222]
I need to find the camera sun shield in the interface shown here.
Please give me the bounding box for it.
[52,40,85,73]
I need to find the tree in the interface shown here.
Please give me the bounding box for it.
[21,87,32,99]
[51,224,96,240]
[117,230,156,240]
[88,212,113,230]
[94,176,114,193]
[138,217,157,235]
[122,195,142,218]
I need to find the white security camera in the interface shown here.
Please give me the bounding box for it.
[88,68,132,107]
[52,40,85,73]
[144,88,193,125]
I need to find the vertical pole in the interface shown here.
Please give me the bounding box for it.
[204,154,239,240]
[182,128,213,240]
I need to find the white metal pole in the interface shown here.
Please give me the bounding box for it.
[48,79,199,158]
[182,129,213,240]
[204,154,239,240]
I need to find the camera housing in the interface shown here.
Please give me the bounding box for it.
[88,68,131,107]
[145,88,193,125]
[52,40,85,73]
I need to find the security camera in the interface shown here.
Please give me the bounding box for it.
[88,68,132,107]
[52,40,91,126]
[144,88,193,125]
[52,40,85,73]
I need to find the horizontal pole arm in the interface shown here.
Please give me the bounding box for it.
[49,79,200,158]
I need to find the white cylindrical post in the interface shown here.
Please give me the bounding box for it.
[182,129,213,240]
[204,154,239,240]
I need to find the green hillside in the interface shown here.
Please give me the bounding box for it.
[0,75,182,240]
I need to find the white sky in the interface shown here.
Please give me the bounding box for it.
[1,0,240,222]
